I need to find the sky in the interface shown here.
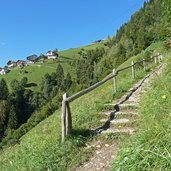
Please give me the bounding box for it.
[0,0,147,67]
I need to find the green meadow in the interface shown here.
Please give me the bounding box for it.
[0,41,105,91]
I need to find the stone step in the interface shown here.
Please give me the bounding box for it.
[103,103,139,111]
[100,111,115,115]
[101,128,135,135]
[119,103,139,108]
[101,111,139,116]
[100,118,130,124]
[123,100,139,104]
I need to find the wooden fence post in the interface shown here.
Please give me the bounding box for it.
[132,61,135,79]
[160,55,163,61]
[113,68,117,94]
[154,56,157,64]
[143,58,146,71]
[151,56,153,62]
[66,98,72,136]
[62,93,67,143]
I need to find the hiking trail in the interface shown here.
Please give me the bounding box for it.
[74,64,165,171]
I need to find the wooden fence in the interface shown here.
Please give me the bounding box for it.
[61,53,163,142]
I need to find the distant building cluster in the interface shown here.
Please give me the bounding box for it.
[0,50,58,75]
[0,68,10,75]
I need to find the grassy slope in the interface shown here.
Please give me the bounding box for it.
[0,42,166,170]
[112,50,171,170]
[0,42,105,91]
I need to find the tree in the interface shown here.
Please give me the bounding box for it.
[11,79,24,93]
[0,78,9,100]
[53,48,59,56]
[65,73,72,91]
[51,72,58,87]
[32,92,46,109]
[21,77,28,87]
[51,86,58,98]
[7,105,18,130]
[10,79,29,126]
[115,44,127,67]
[56,64,64,89]
[0,100,9,139]
[41,73,52,99]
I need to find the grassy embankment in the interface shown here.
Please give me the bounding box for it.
[0,42,166,170]
[112,49,171,170]
[0,42,105,91]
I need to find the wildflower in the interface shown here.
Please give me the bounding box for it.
[124,157,129,161]
[118,125,122,128]
[162,95,166,99]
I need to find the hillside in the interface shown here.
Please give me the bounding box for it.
[0,0,170,170]
[112,51,171,170]
[0,42,105,91]
[0,42,169,170]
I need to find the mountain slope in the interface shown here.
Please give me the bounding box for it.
[0,42,167,171]
[0,42,105,91]
[0,0,170,170]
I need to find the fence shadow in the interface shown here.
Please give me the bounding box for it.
[71,128,96,139]
[61,55,162,142]
[94,72,152,134]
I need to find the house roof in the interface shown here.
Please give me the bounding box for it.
[17,60,25,62]
[46,51,58,56]
[27,55,38,61]
[47,50,53,53]
[17,60,25,64]
[7,60,16,65]
[93,39,102,43]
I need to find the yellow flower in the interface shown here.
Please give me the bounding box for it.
[118,125,122,128]
[162,95,166,99]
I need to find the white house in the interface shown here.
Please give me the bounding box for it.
[16,60,25,67]
[0,68,10,75]
[46,51,58,59]
[26,55,38,64]
[7,60,17,68]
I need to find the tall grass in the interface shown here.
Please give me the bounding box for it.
[112,60,171,170]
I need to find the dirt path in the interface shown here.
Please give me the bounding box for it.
[74,64,165,171]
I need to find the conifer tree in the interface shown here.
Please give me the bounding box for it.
[0,78,9,100]
[56,64,64,88]
[41,73,52,99]
[21,77,28,87]
[7,105,18,130]
[65,73,72,90]
[0,100,9,139]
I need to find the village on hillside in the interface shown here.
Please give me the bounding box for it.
[0,50,58,75]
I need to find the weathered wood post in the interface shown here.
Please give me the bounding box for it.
[132,61,135,79]
[66,97,72,136]
[62,93,67,143]
[143,58,146,71]
[157,53,160,63]
[150,55,153,62]
[154,56,157,64]
[160,54,163,61]
[113,68,117,94]
[62,93,72,142]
